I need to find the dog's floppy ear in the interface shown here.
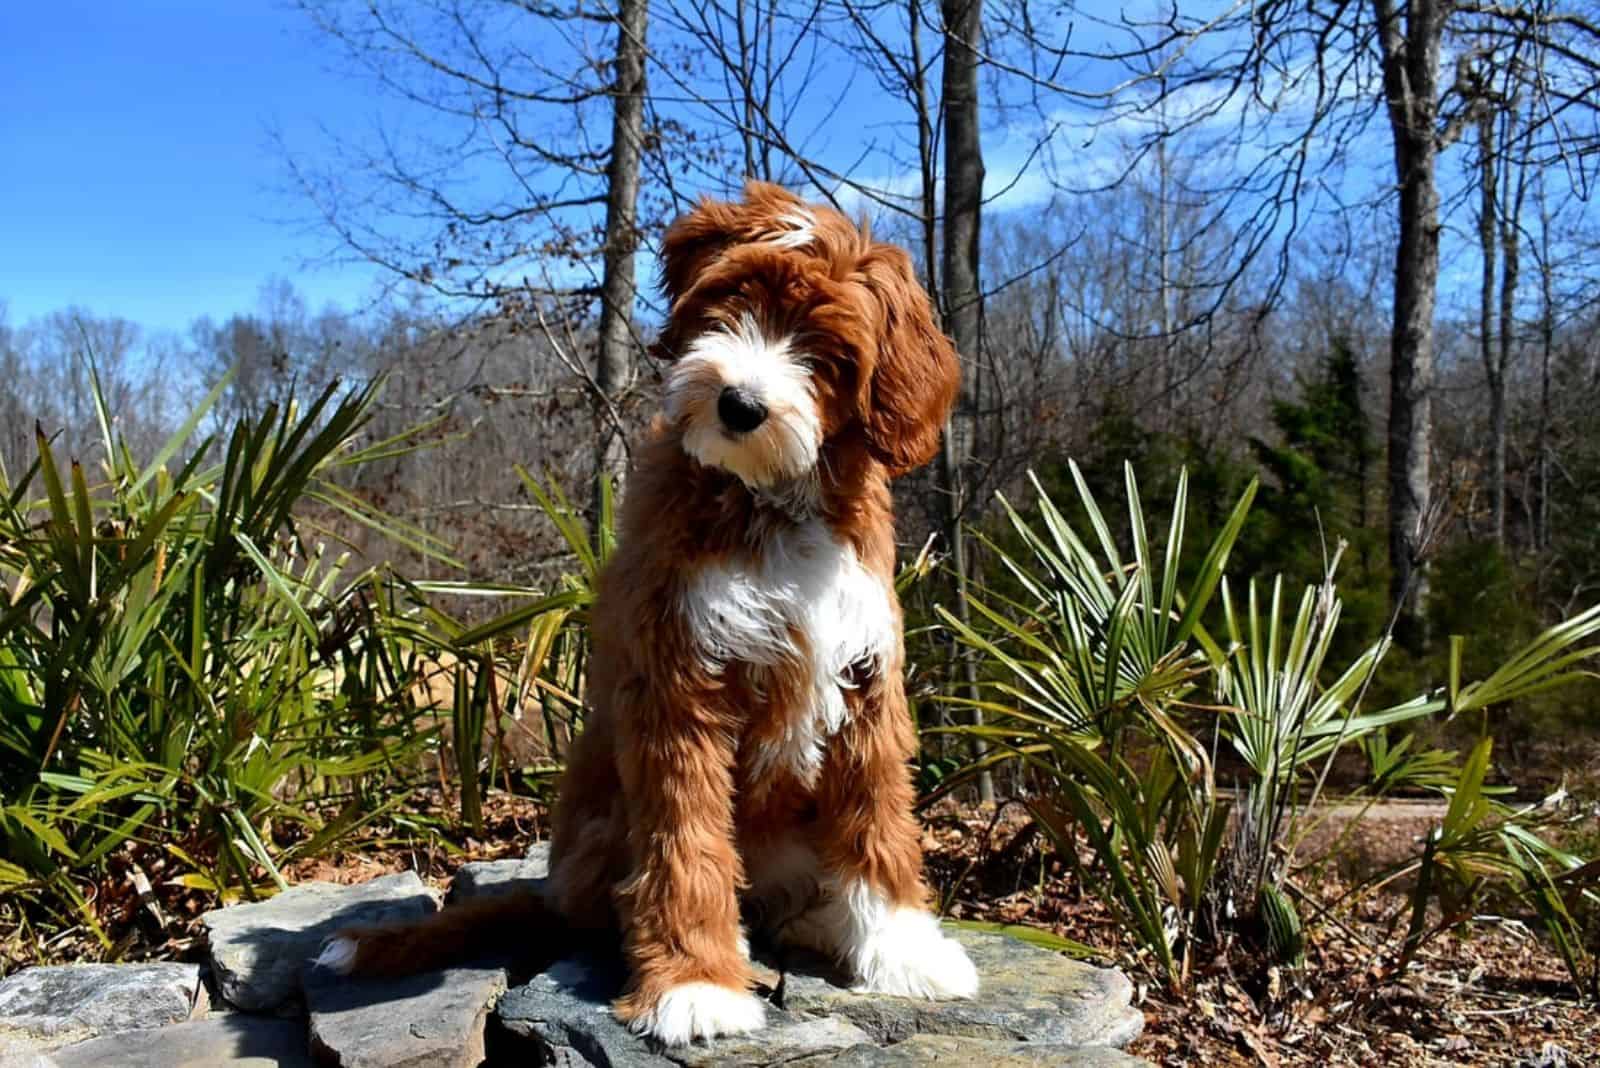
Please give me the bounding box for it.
[858,246,960,477]
[650,196,740,363]
[657,197,742,313]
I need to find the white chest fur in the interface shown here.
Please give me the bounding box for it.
[681,520,896,785]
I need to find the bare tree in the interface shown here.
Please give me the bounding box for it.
[996,0,1600,643]
[940,0,994,802]
[287,0,667,525]
[651,1,836,188]
[1467,44,1538,551]
[1534,169,1556,552]
[6,312,176,468]
[594,0,650,514]
[0,307,27,481]
[1474,86,1503,547]
[1375,0,1451,641]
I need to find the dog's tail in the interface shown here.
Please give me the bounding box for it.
[315,890,568,977]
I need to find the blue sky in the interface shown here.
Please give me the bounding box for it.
[0,1,942,336]
[0,1,1528,343]
[1,1,385,334]
[1,2,1101,341]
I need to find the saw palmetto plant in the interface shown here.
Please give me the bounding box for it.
[0,364,574,936]
[393,469,610,830]
[936,462,1255,989]
[937,462,1600,994]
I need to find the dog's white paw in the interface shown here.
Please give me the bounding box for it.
[625,982,767,1046]
[313,935,359,974]
[851,908,980,1000]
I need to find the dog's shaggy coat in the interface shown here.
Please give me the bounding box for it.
[321,181,976,1045]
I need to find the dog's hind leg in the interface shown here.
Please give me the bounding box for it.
[547,725,629,932]
[799,678,979,1000]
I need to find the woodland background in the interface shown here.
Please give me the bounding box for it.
[8,2,1600,708]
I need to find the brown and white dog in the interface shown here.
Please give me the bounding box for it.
[318,181,976,1045]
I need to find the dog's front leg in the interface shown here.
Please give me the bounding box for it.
[798,675,979,1000]
[610,681,765,1045]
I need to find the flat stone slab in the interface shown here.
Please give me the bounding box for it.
[496,949,825,1067]
[496,951,663,1067]
[495,926,1144,1066]
[781,929,1144,1049]
[45,1015,313,1068]
[802,1034,1150,1066]
[201,872,436,1012]
[448,842,550,904]
[306,962,508,1068]
[673,1017,874,1067]
[0,1051,55,1068]
[0,962,203,1047]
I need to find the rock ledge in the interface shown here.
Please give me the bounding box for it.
[1,863,1147,1067]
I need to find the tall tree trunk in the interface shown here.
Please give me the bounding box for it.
[909,0,950,757]
[1497,93,1526,555]
[1156,98,1174,417]
[1535,170,1553,554]
[940,0,993,803]
[1376,0,1443,650]
[735,0,758,178]
[1477,108,1503,547]
[1495,190,1520,556]
[909,0,938,298]
[593,0,649,523]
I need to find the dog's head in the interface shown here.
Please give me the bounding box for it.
[653,181,959,489]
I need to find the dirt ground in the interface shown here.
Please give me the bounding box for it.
[919,798,1596,1068]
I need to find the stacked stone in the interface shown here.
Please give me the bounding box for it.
[0,845,1146,1067]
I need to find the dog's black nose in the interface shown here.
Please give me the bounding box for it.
[717,386,768,433]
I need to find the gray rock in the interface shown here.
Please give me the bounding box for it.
[47,1015,313,1068]
[495,950,669,1068]
[671,1017,873,1067]
[780,928,1144,1049]
[177,868,1143,1067]
[495,949,801,1067]
[305,963,508,1068]
[800,1034,1150,1066]
[447,845,550,904]
[495,926,1142,1067]
[0,1051,59,1068]
[0,963,203,1045]
[201,872,436,1012]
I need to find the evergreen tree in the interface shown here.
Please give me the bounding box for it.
[1247,339,1386,646]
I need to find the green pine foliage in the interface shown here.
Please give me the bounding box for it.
[1247,339,1387,650]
